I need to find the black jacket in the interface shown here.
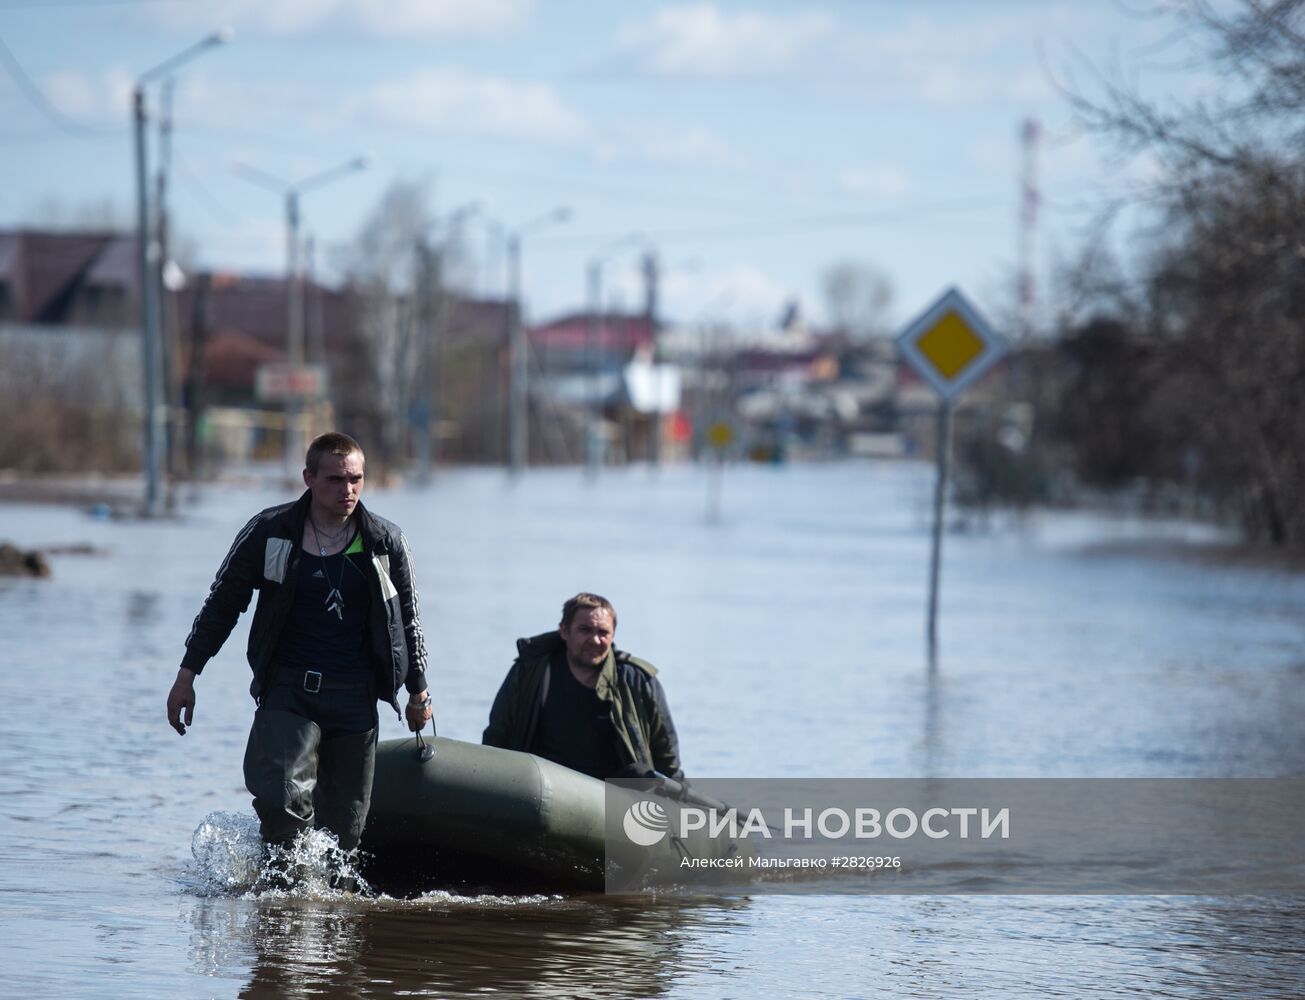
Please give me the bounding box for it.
[482,631,683,779]
[181,491,428,712]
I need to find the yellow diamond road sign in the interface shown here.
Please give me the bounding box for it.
[896,287,1006,402]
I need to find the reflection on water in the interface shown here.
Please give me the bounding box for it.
[4,463,1305,997]
[184,892,749,1000]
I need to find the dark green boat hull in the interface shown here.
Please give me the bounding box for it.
[363,737,751,892]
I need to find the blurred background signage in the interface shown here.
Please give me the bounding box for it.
[255,364,327,403]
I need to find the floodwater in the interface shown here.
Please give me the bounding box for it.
[3,461,1305,998]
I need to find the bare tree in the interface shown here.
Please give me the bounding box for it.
[1052,0,1305,547]
[820,259,894,340]
[27,196,125,230]
[336,179,432,472]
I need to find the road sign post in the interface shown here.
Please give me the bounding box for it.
[705,420,733,522]
[896,288,1007,659]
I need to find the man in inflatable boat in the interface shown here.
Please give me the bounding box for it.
[166,432,433,877]
[483,592,684,781]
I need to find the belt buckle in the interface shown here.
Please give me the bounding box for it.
[303,670,322,694]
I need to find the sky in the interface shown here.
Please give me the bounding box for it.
[0,0,1214,331]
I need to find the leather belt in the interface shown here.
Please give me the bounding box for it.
[273,668,372,694]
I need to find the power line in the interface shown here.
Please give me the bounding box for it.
[0,0,202,8]
[172,150,244,226]
[0,31,120,137]
[537,195,1008,248]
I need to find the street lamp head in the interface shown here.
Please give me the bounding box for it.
[593,230,650,263]
[230,160,288,193]
[513,204,573,240]
[236,153,374,197]
[137,27,233,85]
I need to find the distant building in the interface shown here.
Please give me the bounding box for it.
[0,229,138,326]
[0,230,143,469]
[172,272,357,406]
[530,310,654,375]
[526,310,677,463]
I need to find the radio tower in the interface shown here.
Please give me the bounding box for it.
[1018,117,1040,340]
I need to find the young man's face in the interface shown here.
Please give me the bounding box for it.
[304,451,365,521]
[559,606,615,671]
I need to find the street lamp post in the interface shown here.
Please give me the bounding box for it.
[133,28,231,516]
[642,249,662,467]
[585,233,649,478]
[413,199,488,484]
[504,206,571,478]
[233,155,373,475]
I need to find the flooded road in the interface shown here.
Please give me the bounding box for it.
[3,461,1304,997]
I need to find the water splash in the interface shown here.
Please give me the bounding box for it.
[190,811,263,895]
[188,811,370,899]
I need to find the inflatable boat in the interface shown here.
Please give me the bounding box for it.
[361,736,751,892]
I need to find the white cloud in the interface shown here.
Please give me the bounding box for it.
[607,3,1094,103]
[614,4,834,78]
[356,68,590,145]
[154,0,533,40]
[355,68,743,170]
[42,58,743,174]
[904,64,1055,108]
[37,64,340,141]
[659,263,796,326]
[596,123,747,170]
[838,164,909,200]
[41,66,133,120]
[819,9,1074,109]
[177,72,346,136]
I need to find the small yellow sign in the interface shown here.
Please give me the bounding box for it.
[896,288,1006,402]
[707,422,734,449]
[916,310,984,380]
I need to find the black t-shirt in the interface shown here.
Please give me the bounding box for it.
[273,535,371,676]
[530,650,625,779]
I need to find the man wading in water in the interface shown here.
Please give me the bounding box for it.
[166,432,432,887]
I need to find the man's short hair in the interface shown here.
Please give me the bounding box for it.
[305,432,364,475]
[560,592,617,630]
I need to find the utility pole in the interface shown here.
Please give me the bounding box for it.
[131,28,231,516]
[285,189,303,473]
[643,250,661,465]
[132,85,162,515]
[155,78,179,487]
[507,233,526,476]
[305,235,325,368]
[413,239,438,484]
[185,272,211,481]
[584,232,647,478]
[233,154,372,477]
[585,258,601,478]
[503,206,570,479]
[412,199,491,481]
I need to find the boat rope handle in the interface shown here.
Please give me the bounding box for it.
[414,728,435,763]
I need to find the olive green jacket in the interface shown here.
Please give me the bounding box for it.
[482,631,684,780]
